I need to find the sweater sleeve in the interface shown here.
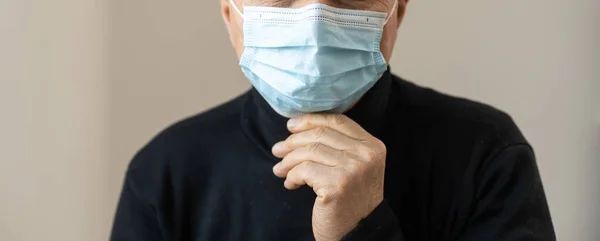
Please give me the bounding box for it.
[457,145,556,240]
[341,199,406,241]
[342,145,555,241]
[110,132,170,241]
[110,173,164,241]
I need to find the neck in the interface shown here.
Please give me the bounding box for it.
[241,67,395,162]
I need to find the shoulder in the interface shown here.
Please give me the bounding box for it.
[163,91,250,141]
[124,91,250,194]
[134,90,250,167]
[387,76,554,238]
[391,74,527,148]
[388,74,532,183]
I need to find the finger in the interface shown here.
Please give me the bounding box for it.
[271,127,359,158]
[287,114,371,141]
[284,161,333,191]
[273,143,354,178]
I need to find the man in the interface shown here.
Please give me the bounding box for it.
[110,0,556,240]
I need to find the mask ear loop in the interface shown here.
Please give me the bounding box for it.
[229,0,245,20]
[383,0,398,25]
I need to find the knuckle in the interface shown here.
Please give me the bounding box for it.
[348,161,366,173]
[299,162,319,182]
[363,141,386,162]
[337,174,352,191]
[317,187,337,203]
[337,150,349,161]
[290,162,309,178]
[301,114,317,125]
[374,139,387,152]
[286,168,298,180]
[298,161,311,170]
[278,157,290,170]
[365,150,379,161]
[313,127,329,139]
[285,134,297,145]
[302,113,316,120]
[300,162,314,175]
[358,146,377,161]
[329,114,347,126]
[307,142,322,153]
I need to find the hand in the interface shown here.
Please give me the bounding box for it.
[272,114,387,241]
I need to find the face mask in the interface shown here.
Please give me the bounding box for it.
[230,0,397,117]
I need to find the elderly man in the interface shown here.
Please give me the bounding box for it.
[110,0,556,240]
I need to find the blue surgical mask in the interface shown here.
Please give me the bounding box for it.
[230,0,397,117]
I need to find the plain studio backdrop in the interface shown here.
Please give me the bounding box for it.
[0,0,598,240]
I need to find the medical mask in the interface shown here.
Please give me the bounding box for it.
[230,0,397,117]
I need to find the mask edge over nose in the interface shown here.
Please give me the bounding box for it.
[229,0,398,23]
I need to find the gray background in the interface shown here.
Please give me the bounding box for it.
[1,0,599,240]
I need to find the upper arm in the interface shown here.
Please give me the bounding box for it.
[110,132,171,241]
[110,173,164,241]
[459,145,556,241]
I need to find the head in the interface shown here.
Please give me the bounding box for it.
[220,0,409,64]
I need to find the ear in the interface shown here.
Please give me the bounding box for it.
[221,0,245,58]
[221,0,232,28]
[395,0,408,29]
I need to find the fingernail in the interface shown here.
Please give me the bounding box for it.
[287,118,300,129]
[272,141,285,153]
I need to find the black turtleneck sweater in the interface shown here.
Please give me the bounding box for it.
[110,70,556,241]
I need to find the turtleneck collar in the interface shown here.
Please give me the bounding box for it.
[241,68,394,161]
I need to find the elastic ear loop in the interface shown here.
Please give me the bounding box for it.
[229,0,245,19]
[384,0,398,25]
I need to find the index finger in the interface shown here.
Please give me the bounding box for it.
[287,114,371,141]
